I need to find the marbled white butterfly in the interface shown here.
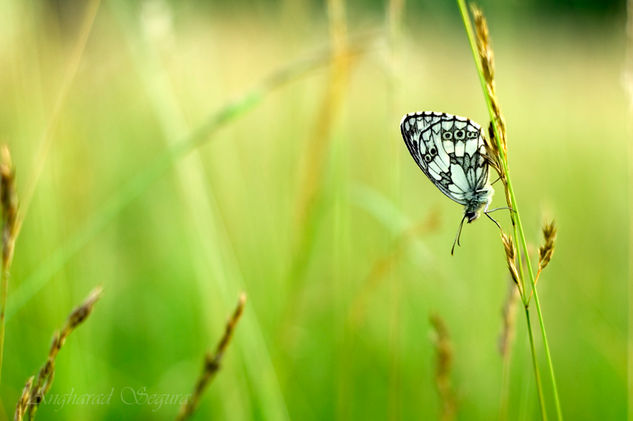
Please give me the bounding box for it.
[400,111,500,254]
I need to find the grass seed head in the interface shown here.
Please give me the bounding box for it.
[470,6,508,158]
[14,376,34,421]
[471,5,494,87]
[538,220,557,270]
[66,286,103,330]
[177,293,247,421]
[429,313,455,421]
[484,122,503,174]
[15,287,102,420]
[501,232,521,289]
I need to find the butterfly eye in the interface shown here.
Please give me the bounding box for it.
[429,146,437,155]
[442,131,453,140]
[424,154,432,163]
[454,129,465,140]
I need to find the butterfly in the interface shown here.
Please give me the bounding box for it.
[400,111,502,254]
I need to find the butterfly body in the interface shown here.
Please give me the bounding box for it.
[400,111,494,231]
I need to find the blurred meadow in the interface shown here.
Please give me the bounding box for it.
[0,0,628,419]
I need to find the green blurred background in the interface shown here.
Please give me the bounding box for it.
[0,0,627,419]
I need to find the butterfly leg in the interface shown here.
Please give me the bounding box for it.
[484,211,502,230]
[490,175,502,185]
[451,215,467,255]
[486,206,515,214]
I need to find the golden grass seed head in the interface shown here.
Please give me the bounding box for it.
[429,314,452,377]
[485,122,500,160]
[501,232,514,260]
[538,220,557,270]
[177,293,247,421]
[471,4,494,87]
[429,313,455,421]
[14,376,34,421]
[501,232,522,288]
[469,6,510,161]
[15,287,103,420]
[66,286,103,330]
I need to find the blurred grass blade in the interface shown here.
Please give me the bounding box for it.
[350,184,433,263]
[7,36,373,321]
[7,88,259,320]
[19,0,101,228]
[430,314,456,421]
[279,0,352,344]
[114,4,294,418]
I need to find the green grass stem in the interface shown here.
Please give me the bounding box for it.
[457,1,562,419]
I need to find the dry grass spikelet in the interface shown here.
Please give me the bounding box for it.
[538,220,557,271]
[471,5,507,157]
[470,5,494,87]
[429,314,456,421]
[14,376,34,421]
[472,7,511,213]
[484,123,502,175]
[177,293,247,421]
[487,123,514,212]
[14,286,103,421]
[501,232,522,295]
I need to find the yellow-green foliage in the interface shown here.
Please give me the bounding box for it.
[0,1,626,420]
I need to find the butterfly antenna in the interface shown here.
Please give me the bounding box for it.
[451,215,467,256]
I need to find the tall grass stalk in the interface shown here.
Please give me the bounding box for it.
[457,1,562,419]
[289,0,350,285]
[18,0,101,234]
[624,0,633,417]
[117,4,281,417]
[385,1,406,416]
[280,0,352,350]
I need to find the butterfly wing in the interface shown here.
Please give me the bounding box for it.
[400,112,490,205]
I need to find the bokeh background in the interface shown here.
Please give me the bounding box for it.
[0,0,627,419]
